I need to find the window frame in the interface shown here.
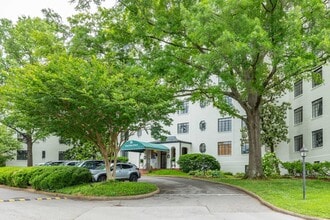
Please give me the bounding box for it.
[17,150,28,160]
[294,80,303,97]
[312,98,323,118]
[312,129,323,148]
[218,117,232,132]
[294,135,303,152]
[177,122,189,134]
[218,141,232,156]
[294,107,303,125]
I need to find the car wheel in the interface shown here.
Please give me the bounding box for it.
[129,174,138,182]
[97,175,107,182]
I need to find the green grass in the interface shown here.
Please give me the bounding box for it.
[147,169,190,176]
[149,169,330,219]
[55,181,158,197]
[215,178,330,219]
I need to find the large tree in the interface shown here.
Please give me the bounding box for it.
[95,0,330,178]
[0,17,63,166]
[3,53,178,180]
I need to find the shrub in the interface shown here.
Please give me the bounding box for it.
[177,153,220,173]
[0,166,92,191]
[30,166,92,191]
[189,170,223,178]
[262,152,281,177]
[117,156,129,163]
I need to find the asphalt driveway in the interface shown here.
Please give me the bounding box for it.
[0,176,305,220]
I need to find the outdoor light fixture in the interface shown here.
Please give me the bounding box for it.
[300,146,308,200]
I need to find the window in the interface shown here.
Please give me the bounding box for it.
[294,107,303,125]
[199,120,206,131]
[200,100,209,108]
[137,129,142,137]
[312,66,322,88]
[224,96,233,106]
[241,143,249,154]
[218,141,232,155]
[17,150,27,160]
[218,117,232,132]
[294,80,303,97]
[42,151,46,159]
[177,122,189,134]
[294,135,303,152]
[58,151,65,160]
[177,100,189,114]
[312,129,323,148]
[312,98,323,118]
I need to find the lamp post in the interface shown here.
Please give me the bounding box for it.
[300,146,308,200]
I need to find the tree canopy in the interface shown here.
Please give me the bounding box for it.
[1,11,179,178]
[101,0,330,178]
[0,124,21,166]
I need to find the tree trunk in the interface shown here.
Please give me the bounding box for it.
[26,135,33,167]
[246,108,264,179]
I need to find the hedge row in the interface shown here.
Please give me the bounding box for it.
[281,161,330,178]
[0,166,92,191]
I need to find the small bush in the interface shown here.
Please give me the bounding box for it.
[177,153,220,173]
[189,170,223,178]
[262,152,281,177]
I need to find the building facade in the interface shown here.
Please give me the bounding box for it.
[7,65,330,174]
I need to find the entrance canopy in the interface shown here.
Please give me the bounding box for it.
[121,140,169,153]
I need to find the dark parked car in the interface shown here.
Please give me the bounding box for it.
[92,163,141,182]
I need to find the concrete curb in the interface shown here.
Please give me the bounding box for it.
[0,184,160,201]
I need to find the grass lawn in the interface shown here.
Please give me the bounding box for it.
[55,181,158,197]
[149,169,330,219]
[215,178,330,219]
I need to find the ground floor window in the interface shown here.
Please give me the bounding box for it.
[17,150,27,160]
[218,141,232,156]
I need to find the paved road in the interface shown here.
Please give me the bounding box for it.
[0,176,304,220]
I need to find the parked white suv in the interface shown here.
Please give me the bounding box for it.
[92,163,141,182]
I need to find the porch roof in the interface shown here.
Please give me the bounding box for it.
[121,140,169,153]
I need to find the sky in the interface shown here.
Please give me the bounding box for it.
[0,0,116,22]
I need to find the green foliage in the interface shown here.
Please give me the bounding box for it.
[63,142,101,160]
[56,181,158,197]
[0,166,92,190]
[281,160,330,178]
[147,169,188,177]
[262,152,281,177]
[261,103,291,152]
[188,170,223,178]
[112,0,330,179]
[0,125,22,166]
[216,178,330,219]
[30,166,92,191]
[117,156,129,163]
[177,153,220,173]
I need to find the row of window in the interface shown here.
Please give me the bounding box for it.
[294,66,323,97]
[217,141,249,155]
[294,98,323,124]
[16,150,65,160]
[177,117,233,134]
[177,97,232,115]
[294,129,323,151]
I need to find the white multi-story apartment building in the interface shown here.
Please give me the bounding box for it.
[125,64,330,173]
[7,65,330,174]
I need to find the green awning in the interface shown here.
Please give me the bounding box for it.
[121,140,169,152]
